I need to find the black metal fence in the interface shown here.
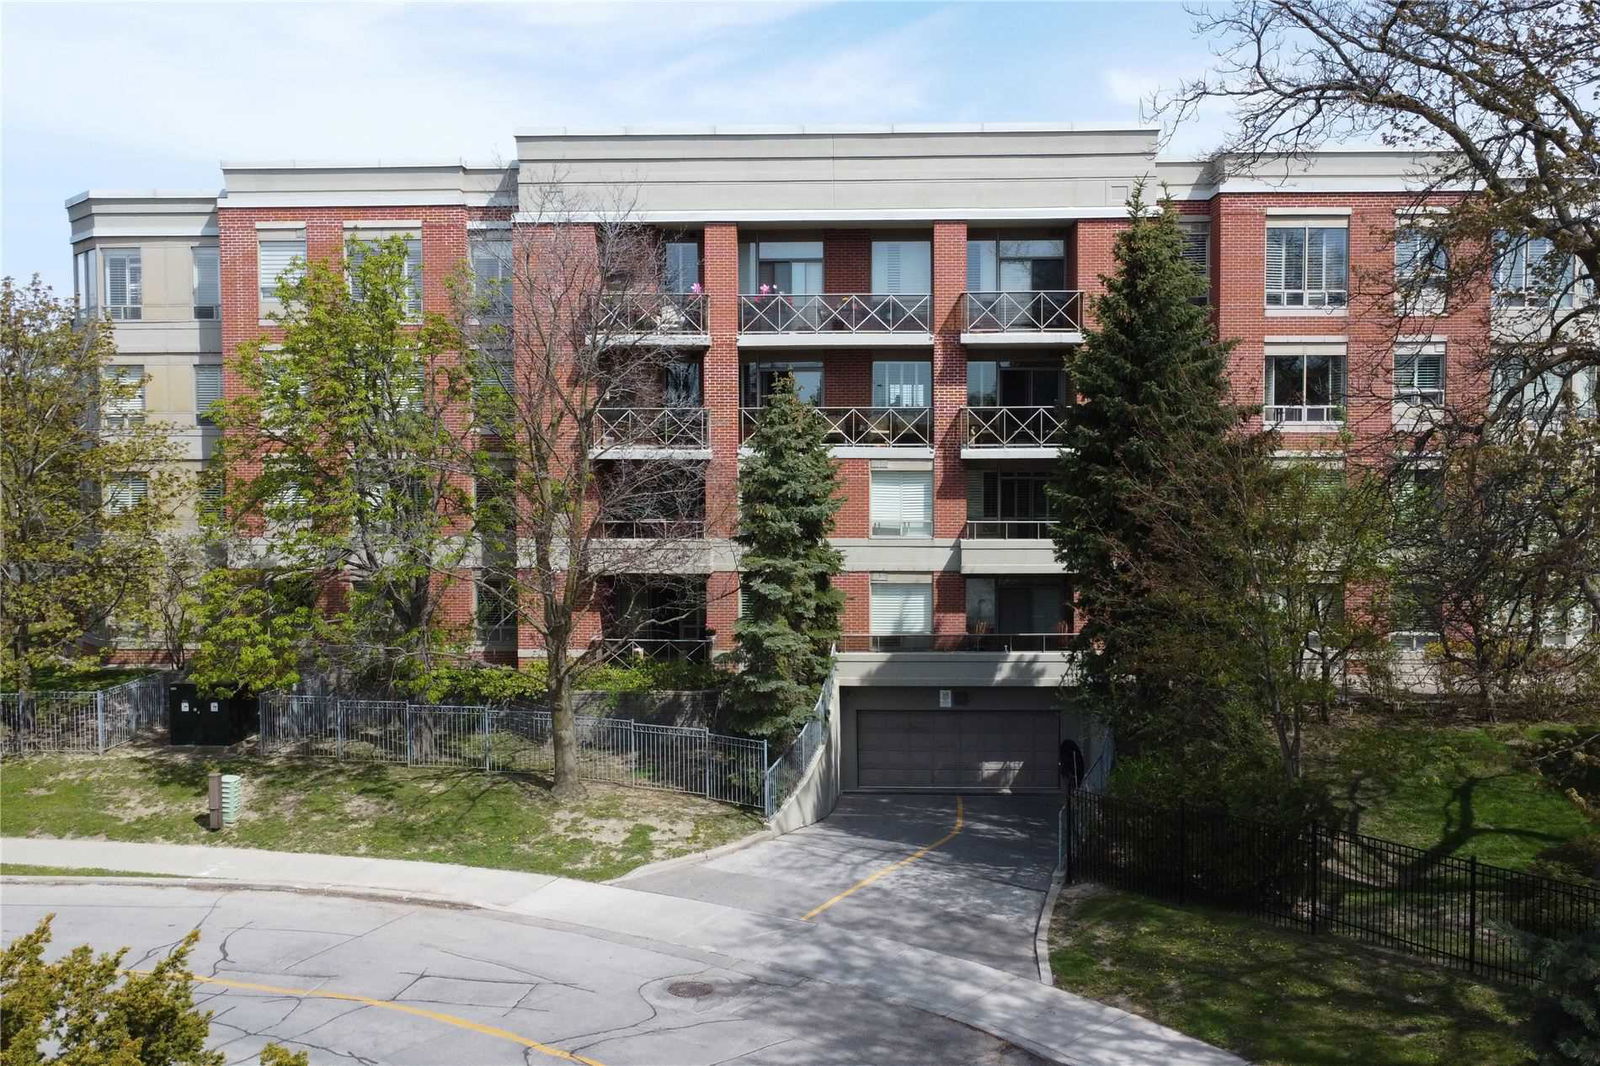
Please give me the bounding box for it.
[1061,789,1600,986]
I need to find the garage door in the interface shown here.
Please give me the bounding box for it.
[856,709,1060,791]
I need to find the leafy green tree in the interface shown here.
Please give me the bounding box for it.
[0,277,181,692]
[720,377,844,737]
[206,237,475,695]
[1051,185,1247,740]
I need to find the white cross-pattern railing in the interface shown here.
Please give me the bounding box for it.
[739,293,930,334]
[741,405,931,446]
[964,291,1083,332]
[593,292,708,335]
[596,407,709,448]
[962,406,1067,448]
[840,632,1074,652]
[599,517,707,538]
[590,637,714,663]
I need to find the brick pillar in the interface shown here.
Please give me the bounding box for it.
[703,223,742,657]
[823,230,871,293]
[932,572,966,647]
[705,570,739,656]
[931,221,968,541]
[1072,219,1124,330]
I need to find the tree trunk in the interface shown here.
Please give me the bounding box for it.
[548,648,585,801]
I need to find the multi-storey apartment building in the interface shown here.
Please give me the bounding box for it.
[69,123,1578,792]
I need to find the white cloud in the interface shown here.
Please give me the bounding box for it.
[1102,67,1164,111]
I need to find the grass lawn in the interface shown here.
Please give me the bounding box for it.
[1050,888,1533,1066]
[0,864,175,877]
[0,749,761,881]
[1306,717,1597,872]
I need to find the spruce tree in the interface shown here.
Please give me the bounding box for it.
[1053,184,1244,714]
[722,378,844,738]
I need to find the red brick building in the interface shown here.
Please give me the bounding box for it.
[70,124,1542,791]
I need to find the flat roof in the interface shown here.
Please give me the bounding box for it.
[64,189,220,208]
[514,122,1161,138]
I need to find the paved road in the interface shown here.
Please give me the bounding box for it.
[2,880,1047,1066]
[624,794,1061,977]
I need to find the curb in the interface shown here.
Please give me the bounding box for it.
[1034,861,1066,986]
[606,825,776,884]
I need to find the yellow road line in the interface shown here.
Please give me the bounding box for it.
[800,796,964,922]
[133,970,606,1066]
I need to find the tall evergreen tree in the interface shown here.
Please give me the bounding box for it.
[721,378,844,738]
[1053,184,1246,721]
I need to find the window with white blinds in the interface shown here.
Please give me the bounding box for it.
[104,365,145,425]
[870,469,933,537]
[1265,225,1348,307]
[103,250,142,320]
[470,235,513,317]
[104,474,148,514]
[1179,221,1210,289]
[1493,234,1576,308]
[347,235,423,316]
[1395,344,1445,405]
[259,238,306,310]
[192,247,220,319]
[871,241,932,294]
[870,580,933,634]
[194,365,223,425]
[871,361,931,407]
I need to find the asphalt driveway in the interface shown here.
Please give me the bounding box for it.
[622,794,1062,977]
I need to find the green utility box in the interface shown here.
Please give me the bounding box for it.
[219,774,242,825]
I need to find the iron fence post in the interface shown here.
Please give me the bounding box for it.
[1177,803,1187,905]
[1468,856,1479,973]
[704,733,712,800]
[1309,821,1321,935]
[762,739,772,817]
[405,704,414,766]
[336,700,345,760]
[96,691,106,755]
[483,705,492,771]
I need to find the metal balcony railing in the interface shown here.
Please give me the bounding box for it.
[962,406,1067,448]
[591,637,713,663]
[741,405,932,446]
[964,291,1084,332]
[840,632,1072,652]
[739,293,931,334]
[593,292,708,335]
[596,407,709,449]
[599,517,706,539]
[963,519,1054,539]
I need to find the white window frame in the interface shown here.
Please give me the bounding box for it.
[194,364,223,426]
[871,361,931,408]
[104,474,149,515]
[1493,234,1577,309]
[192,246,220,320]
[469,235,513,319]
[1264,342,1347,425]
[869,578,933,635]
[104,365,146,428]
[102,248,142,320]
[1265,223,1348,309]
[258,236,306,316]
[1394,341,1445,411]
[870,467,934,538]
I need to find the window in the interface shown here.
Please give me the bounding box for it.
[870,580,932,635]
[966,470,1051,537]
[966,577,1069,635]
[74,249,99,313]
[1494,234,1576,308]
[1265,225,1348,307]
[1266,350,1346,423]
[1179,221,1211,294]
[192,247,220,319]
[103,365,145,428]
[476,575,517,646]
[665,241,701,293]
[103,249,142,320]
[1494,358,1598,421]
[870,468,933,537]
[872,362,931,408]
[743,361,822,407]
[104,474,148,514]
[871,241,931,294]
[1394,226,1449,310]
[258,237,306,312]
[347,234,422,317]
[966,239,1066,292]
[1394,343,1444,408]
[194,365,223,426]
[739,241,824,294]
[197,476,224,524]
[966,361,1067,406]
[1390,584,1441,650]
[470,235,513,317]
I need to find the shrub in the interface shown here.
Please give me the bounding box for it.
[1528,930,1600,1066]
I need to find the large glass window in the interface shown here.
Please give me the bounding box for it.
[1179,221,1211,292]
[258,237,306,312]
[872,362,931,408]
[103,249,142,320]
[104,474,148,515]
[74,249,99,313]
[1266,353,1346,422]
[870,580,933,635]
[739,241,824,294]
[1265,225,1348,307]
[966,577,1069,635]
[1394,345,1445,407]
[870,468,934,538]
[194,364,223,426]
[347,235,422,317]
[475,575,517,646]
[966,361,1067,406]
[1394,226,1449,306]
[743,361,822,407]
[470,234,513,317]
[871,241,931,294]
[966,239,1066,292]
[665,241,701,293]
[966,470,1052,537]
[192,247,220,320]
[1493,234,1576,308]
[104,365,145,427]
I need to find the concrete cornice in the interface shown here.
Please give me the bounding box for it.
[515,122,1161,138]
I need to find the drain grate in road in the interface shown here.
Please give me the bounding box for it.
[666,980,715,999]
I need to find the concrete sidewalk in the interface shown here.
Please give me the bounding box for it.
[0,837,1248,1066]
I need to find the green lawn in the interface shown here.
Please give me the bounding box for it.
[0,864,175,878]
[0,750,761,881]
[1050,889,1533,1066]
[1307,719,1597,873]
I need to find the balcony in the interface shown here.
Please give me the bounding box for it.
[739,293,932,347]
[741,405,931,449]
[593,292,708,344]
[595,407,710,457]
[590,637,712,663]
[599,518,706,539]
[964,519,1053,539]
[961,406,1065,456]
[962,291,1084,346]
[839,632,1071,653]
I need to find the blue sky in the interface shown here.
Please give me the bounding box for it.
[2,1,1230,295]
